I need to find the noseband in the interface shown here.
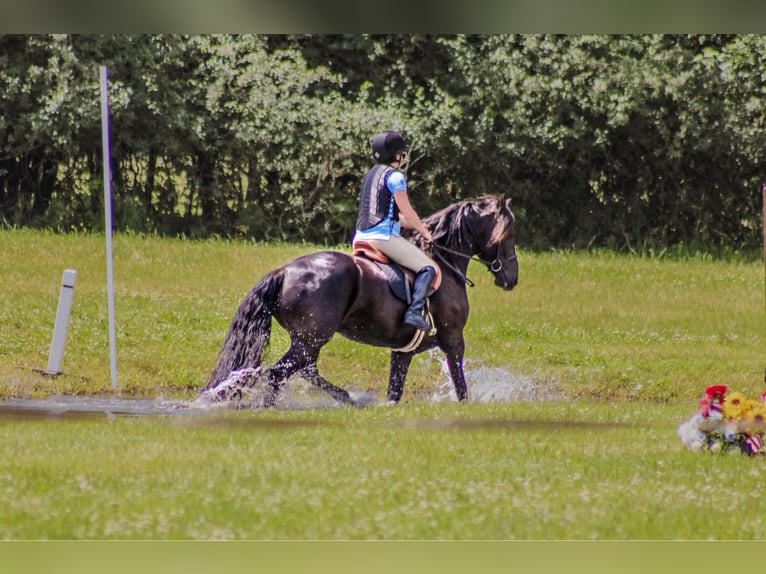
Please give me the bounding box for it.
[486,240,517,273]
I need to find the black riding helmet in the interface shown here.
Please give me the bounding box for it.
[371,130,406,164]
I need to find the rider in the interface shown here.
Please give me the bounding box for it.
[353,130,437,332]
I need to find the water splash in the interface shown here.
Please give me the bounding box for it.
[194,353,558,409]
[191,367,376,410]
[430,355,559,404]
[192,367,264,409]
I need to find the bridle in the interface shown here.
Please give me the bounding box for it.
[430,239,517,288]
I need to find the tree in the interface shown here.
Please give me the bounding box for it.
[0,34,762,253]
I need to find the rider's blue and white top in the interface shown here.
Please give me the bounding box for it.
[353,169,407,241]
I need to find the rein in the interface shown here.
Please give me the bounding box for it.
[430,244,476,288]
[430,242,517,288]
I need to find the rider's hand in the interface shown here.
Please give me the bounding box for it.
[421,228,433,243]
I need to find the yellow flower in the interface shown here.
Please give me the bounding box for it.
[723,391,747,421]
[744,400,766,422]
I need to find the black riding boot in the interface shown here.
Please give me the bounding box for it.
[403,266,436,332]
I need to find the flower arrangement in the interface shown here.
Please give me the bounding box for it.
[678,385,766,455]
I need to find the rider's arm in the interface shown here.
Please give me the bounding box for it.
[393,191,433,243]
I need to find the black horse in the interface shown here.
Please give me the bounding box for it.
[201,195,518,406]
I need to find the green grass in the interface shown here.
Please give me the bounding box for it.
[1,230,762,401]
[1,230,765,540]
[1,401,766,539]
[485,249,765,401]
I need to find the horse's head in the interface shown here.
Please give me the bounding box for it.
[473,195,519,291]
[425,194,519,290]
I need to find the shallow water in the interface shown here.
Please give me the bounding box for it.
[0,385,368,421]
[0,361,560,421]
[0,395,202,420]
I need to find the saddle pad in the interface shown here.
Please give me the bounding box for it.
[374,260,411,303]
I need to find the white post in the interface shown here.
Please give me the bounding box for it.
[46,269,77,374]
[101,66,118,389]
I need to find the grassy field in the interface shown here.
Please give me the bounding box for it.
[1,229,762,401]
[1,230,765,540]
[3,399,766,540]
[2,400,765,540]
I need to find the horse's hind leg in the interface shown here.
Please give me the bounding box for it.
[300,364,352,405]
[260,338,352,407]
[260,361,295,408]
[260,341,320,407]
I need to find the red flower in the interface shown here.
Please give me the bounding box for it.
[699,385,728,417]
[705,385,728,401]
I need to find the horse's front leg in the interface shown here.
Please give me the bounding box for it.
[387,351,414,404]
[443,338,468,401]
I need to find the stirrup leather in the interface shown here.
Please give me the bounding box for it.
[394,302,437,353]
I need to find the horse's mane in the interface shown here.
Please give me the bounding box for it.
[417,195,513,252]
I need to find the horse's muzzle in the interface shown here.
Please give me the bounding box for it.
[495,275,518,291]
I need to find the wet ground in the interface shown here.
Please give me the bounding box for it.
[0,362,563,422]
[0,395,200,420]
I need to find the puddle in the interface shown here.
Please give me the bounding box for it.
[0,396,349,432]
[0,394,631,434]
[0,376,607,435]
[0,358,559,421]
[0,396,203,421]
[0,384,374,422]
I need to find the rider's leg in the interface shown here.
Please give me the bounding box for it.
[403,265,436,331]
[366,236,437,332]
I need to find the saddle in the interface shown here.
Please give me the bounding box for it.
[352,240,442,303]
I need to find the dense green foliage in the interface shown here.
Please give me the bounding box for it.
[1,34,765,251]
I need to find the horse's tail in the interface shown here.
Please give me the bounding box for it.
[203,270,283,390]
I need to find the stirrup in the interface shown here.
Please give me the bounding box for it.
[395,308,437,353]
[404,310,431,331]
